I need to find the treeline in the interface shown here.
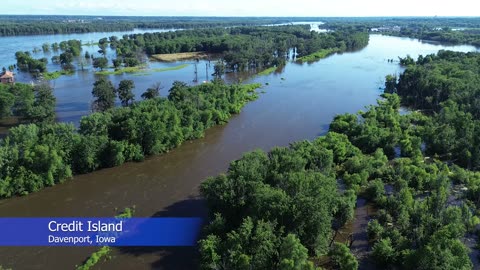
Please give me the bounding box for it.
[110,25,368,73]
[0,21,133,36]
[0,16,321,36]
[322,17,480,47]
[323,17,480,31]
[0,79,260,198]
[385,28,480,47]
[198,51,480,269]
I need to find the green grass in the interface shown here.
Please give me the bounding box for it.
[297,48,339,62]
[257,66,277,76]
[132,73,151,77]
[151,64,189,72]
[42,70,74,80]
[115,207,135,218]
[82,42,100,46]
[95,66,146,75]
[95,64,189,75]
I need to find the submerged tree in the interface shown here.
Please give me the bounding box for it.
[213,60,225,78]
[92,78,116,112]
[117,80,135,107]
[141,82,162,100]
[93,57,108,71]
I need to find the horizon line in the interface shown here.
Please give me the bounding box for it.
[0,14,479,18]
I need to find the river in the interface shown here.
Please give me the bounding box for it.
[0,34,478,270]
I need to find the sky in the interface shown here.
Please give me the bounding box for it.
[2,0,479,17]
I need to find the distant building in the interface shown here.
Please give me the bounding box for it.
[370,26,401,32]
[0,71,15,84]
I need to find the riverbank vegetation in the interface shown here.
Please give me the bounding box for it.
[110,25,368,74]
[42,70,74,80]
[75,207,134,270]
[321,17,480,47]
[256,66,277,76]
[296,48,339,62]
[94,64,189,76]
[76,246,110,270]
[6,25,368,82]
[0,16,322,36]
[199,50,480,269]
[384,28,480,47]
[0,79,260,198]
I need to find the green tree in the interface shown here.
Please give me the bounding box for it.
[213,60,225,78]
[92,78,116,112]
[0,86,15,118]
[117,80,135,107]
[79,112,112,136]
[112,58,122,69]
[41,43,50,52]
[93,57,108,71]
[279,234,313,270]
[384,74,397,94]
[198,234,221,270]
[371,238,395,268]
[415,230,473,270]
[98,38,108,56]
[26,84,56,124]
[329,242,358,270]
[367,219,383,241]
[141,82,162,100]
[59,52,74,69]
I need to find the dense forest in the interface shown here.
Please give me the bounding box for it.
[198,51,480,269]
[384,28,480,47]
[0,79,260,197]
[322,17,480,47]
[3,16,480,37]
[322,17,480,31]
[109,25,368,73]
[0,16,321,36]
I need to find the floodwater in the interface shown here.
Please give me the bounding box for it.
[0,34,478,270]
[0,28,174,69]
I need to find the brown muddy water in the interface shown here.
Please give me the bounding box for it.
[0,35,478,270]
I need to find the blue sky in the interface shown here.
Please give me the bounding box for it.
[2,0,479,16]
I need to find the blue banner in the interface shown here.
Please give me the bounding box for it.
[0,218,202,246]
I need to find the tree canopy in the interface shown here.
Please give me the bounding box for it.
[0,79,260,198]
